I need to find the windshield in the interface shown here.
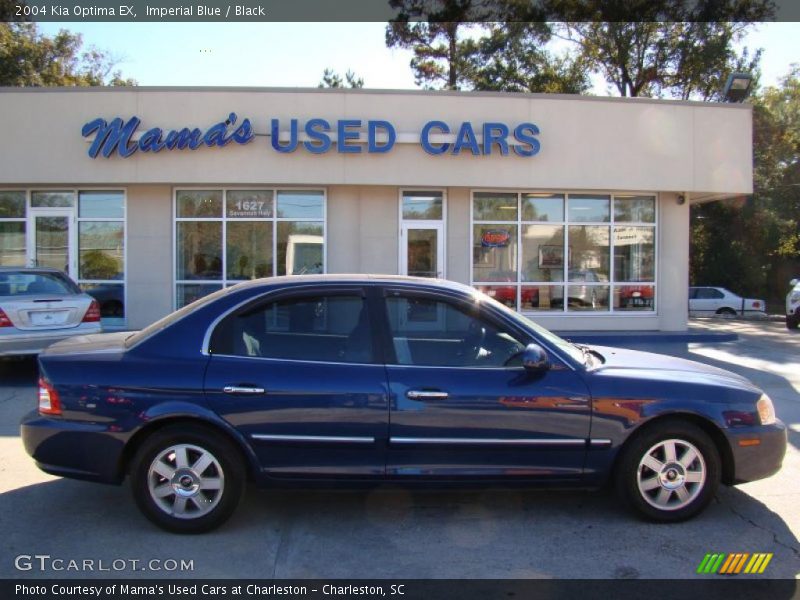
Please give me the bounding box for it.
[125,285,237,348]
[0,271,79,296]
[475,290,585,365]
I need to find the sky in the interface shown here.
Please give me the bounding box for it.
[37,22,800,93]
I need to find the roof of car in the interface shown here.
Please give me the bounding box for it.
[228,274,476,292]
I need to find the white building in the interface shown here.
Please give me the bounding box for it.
[0,87,753,330]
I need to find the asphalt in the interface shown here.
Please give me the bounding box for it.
[0,318,798,580]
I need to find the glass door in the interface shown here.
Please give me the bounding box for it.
[28,208,76,278]
[400,222,445,329]
[400,222,444,279]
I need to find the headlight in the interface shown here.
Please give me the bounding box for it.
[791,292,800,303]
[756,394,776,425]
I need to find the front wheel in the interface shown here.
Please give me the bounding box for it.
[787,314,799,330]
[615,421,721,522]
[130,425,245,533]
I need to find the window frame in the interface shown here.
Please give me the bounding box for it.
[173,186,327,310]
[469,189,658,316]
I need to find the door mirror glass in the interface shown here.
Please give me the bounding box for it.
[522,343,550,373]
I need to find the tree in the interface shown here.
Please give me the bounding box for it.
[386,1,585,92]
[0,22,136,87]
[691,66,800,305]
[552,0,773,99]
[466,22,590,94]
[318,68,364,89]
[386,18,479,90]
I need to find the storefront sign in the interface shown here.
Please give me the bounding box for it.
[82,114,541,159]
[481,229,511,247]
[82,113,254,159]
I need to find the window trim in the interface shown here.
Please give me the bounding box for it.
[173,186,327,310]
[469,189,658,316]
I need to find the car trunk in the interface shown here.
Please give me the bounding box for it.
[0,295,90,330]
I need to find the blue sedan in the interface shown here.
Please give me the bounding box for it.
[21,276,786,533]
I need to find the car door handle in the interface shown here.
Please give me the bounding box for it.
[407,390,449,401]
[223,385,266,395]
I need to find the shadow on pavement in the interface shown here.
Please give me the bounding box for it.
[1,476,797,579]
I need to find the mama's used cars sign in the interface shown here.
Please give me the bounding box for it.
[81,113,541,159]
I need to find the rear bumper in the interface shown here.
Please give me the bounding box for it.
[20,410,125,484]
[727,421,787,484]
[0,325,102,356]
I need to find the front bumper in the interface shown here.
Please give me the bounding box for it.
[20,410,126,484]
[727,420,787,484]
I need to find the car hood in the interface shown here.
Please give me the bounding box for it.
[42,331,134,356]
[588,345,760,393]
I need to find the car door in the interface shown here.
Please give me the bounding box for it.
[204,285,389,478]
[378,286,592,481]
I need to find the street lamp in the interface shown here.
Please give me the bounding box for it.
[723,73,753,103]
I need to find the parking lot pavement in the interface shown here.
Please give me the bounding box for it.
[1,319,798,580]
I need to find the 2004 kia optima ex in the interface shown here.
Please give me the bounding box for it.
[21,276,787,533]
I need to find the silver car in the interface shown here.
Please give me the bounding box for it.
[0,267,102,356]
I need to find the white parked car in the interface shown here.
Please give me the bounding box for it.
[689,286,766,318]
[0,267,102,356]
[787,278,800,330]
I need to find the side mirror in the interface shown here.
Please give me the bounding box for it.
[522,343,550,373]
[791,279,799,287]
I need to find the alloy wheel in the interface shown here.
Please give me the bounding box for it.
[636,438,706,511]
[147,443,225,519]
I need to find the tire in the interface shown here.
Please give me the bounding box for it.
[130,424,245,533]
[787,314,799,330]
[716,307,737,318]
[615,420,721,522]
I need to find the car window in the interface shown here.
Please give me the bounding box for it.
[695,288,723,299]
[0,272,78,296]
[385,294,526,368]
[211,293,375,364]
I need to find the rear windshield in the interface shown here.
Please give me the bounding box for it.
[0,272,79,296]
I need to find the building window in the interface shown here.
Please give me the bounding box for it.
[472,192,656,313]
[0,189,127,326]
[174,189,325,308]
[77,191,126,325]
[0,191,27,267]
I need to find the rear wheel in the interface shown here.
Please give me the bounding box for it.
[130,425,245,533]
[615,421,721,522]
[716,307,737,318]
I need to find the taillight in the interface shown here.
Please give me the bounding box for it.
[0,308,11,327]
[82,300,101,323]
[752,301,762,309]
[38,378,62,416]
